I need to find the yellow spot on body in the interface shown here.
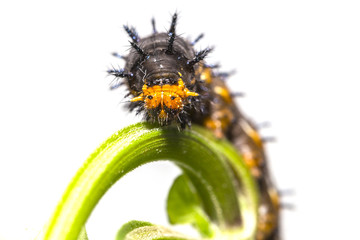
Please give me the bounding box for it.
[242,150,263,178]
[203,108,233,139]
[256,187,281,240]
[200,67,212,83]
[204,117,224,138]
[214,86,232,104]
[269,188,280,211]
[240,120,263,148]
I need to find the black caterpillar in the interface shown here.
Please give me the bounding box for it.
[108,13,281,240]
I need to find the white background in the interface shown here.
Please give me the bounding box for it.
[1,1,359,239]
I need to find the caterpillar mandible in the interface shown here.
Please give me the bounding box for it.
[108,13,281,240]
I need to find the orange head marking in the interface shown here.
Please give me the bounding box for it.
[130,78,198,120]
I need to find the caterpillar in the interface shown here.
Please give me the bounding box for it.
[108,13,281,240]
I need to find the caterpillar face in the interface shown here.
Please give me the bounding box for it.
[108,15,211,128]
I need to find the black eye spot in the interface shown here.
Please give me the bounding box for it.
[148,95,153,100]
[170,96,176,100]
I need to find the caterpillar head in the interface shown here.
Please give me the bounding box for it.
[108,13,211,128]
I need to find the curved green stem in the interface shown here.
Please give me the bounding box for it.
[38,123,258,240]
[191,127,259,239]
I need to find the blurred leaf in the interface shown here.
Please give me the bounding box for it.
[116,220,153,240]
[167,175,215,238]
[117,220,193,240]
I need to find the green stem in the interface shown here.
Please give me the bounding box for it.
[38,123,258,240]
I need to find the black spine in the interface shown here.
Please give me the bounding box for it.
[151,18,157,33]
[166,13,177,54]
[107,68,132,78]
[191,33,204,45]
[124,25,140,43]
[187,47,212,66]
[129,41,148,58]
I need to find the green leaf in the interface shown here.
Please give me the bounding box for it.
[167,175,215,238]
[116,220,153,240]
[38,123,258,240]
[116,220,192,240]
